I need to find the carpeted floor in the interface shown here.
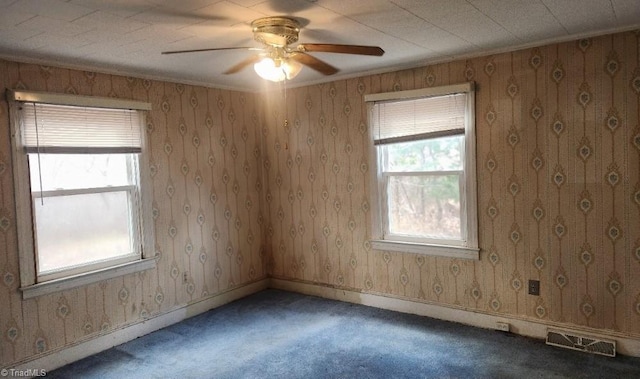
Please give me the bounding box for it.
[48,289,640,378]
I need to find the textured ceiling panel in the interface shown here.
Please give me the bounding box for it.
[9,0,94,21]
[541,0,617,33]
[469,0,567,41]
[0,0,638,91]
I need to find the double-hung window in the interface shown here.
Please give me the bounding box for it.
[9,90,156,298]
[365,83,479,259]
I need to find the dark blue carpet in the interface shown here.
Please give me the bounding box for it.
[48,289,640,378]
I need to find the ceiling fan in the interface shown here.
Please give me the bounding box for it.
[161,16,385,82]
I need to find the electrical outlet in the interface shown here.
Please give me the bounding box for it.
[183,272,188,284]
[528,279,540,296]
[495,322,510,332]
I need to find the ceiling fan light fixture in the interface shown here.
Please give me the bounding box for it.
[162,15,384,82]
[253,57,302,82]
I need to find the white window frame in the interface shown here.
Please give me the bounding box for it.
[8,90,157,299]
[365,82,479,260]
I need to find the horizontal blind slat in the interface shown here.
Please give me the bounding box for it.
[24,146,142,154]
[374,128,464,146]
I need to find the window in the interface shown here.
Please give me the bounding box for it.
[9,90,156,298]
[365,83,478,259]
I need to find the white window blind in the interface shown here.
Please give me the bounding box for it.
[371,93,467,145]
[20,103,142,154]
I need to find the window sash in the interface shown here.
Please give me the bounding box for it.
[32,184,142,281]
[28,152,139,193]
[382,171,465,245]
[28,151,143,282]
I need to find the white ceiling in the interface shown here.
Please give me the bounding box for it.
[1,0,639,92]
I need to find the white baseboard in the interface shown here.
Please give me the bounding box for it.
[11,279,269,374]
[269,278,640,358]
[9,276,639,376]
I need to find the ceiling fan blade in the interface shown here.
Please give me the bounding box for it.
[297,44,384,56]
[162,47,258,55]
[289,52,339,75]
[224,55,263,75]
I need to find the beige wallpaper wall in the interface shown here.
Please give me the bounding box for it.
[0,60,267,366]
[1,29,639,368]
[263,30,640,336]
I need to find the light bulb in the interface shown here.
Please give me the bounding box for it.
[253,57,286,82]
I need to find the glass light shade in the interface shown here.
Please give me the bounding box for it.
[254,57,285,82]
[282,58,302,80]
[254,57,303,82]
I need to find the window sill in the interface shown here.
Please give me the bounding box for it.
[20,257,157,299]
[370,240,479,260]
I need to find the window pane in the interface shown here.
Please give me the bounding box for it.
[29,153,133,192]
[387,175,461,240]
[34,191,136,274]
[383,135,464,172]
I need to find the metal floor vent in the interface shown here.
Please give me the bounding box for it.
[546,329,616,357]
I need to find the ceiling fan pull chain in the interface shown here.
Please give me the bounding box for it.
[283,76,289,130]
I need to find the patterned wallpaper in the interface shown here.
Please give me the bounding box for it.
[263,30,640,336]
[1,29,639,368]
[0,61,267,366]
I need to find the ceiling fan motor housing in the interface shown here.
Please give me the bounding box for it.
[252,16,300,46]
